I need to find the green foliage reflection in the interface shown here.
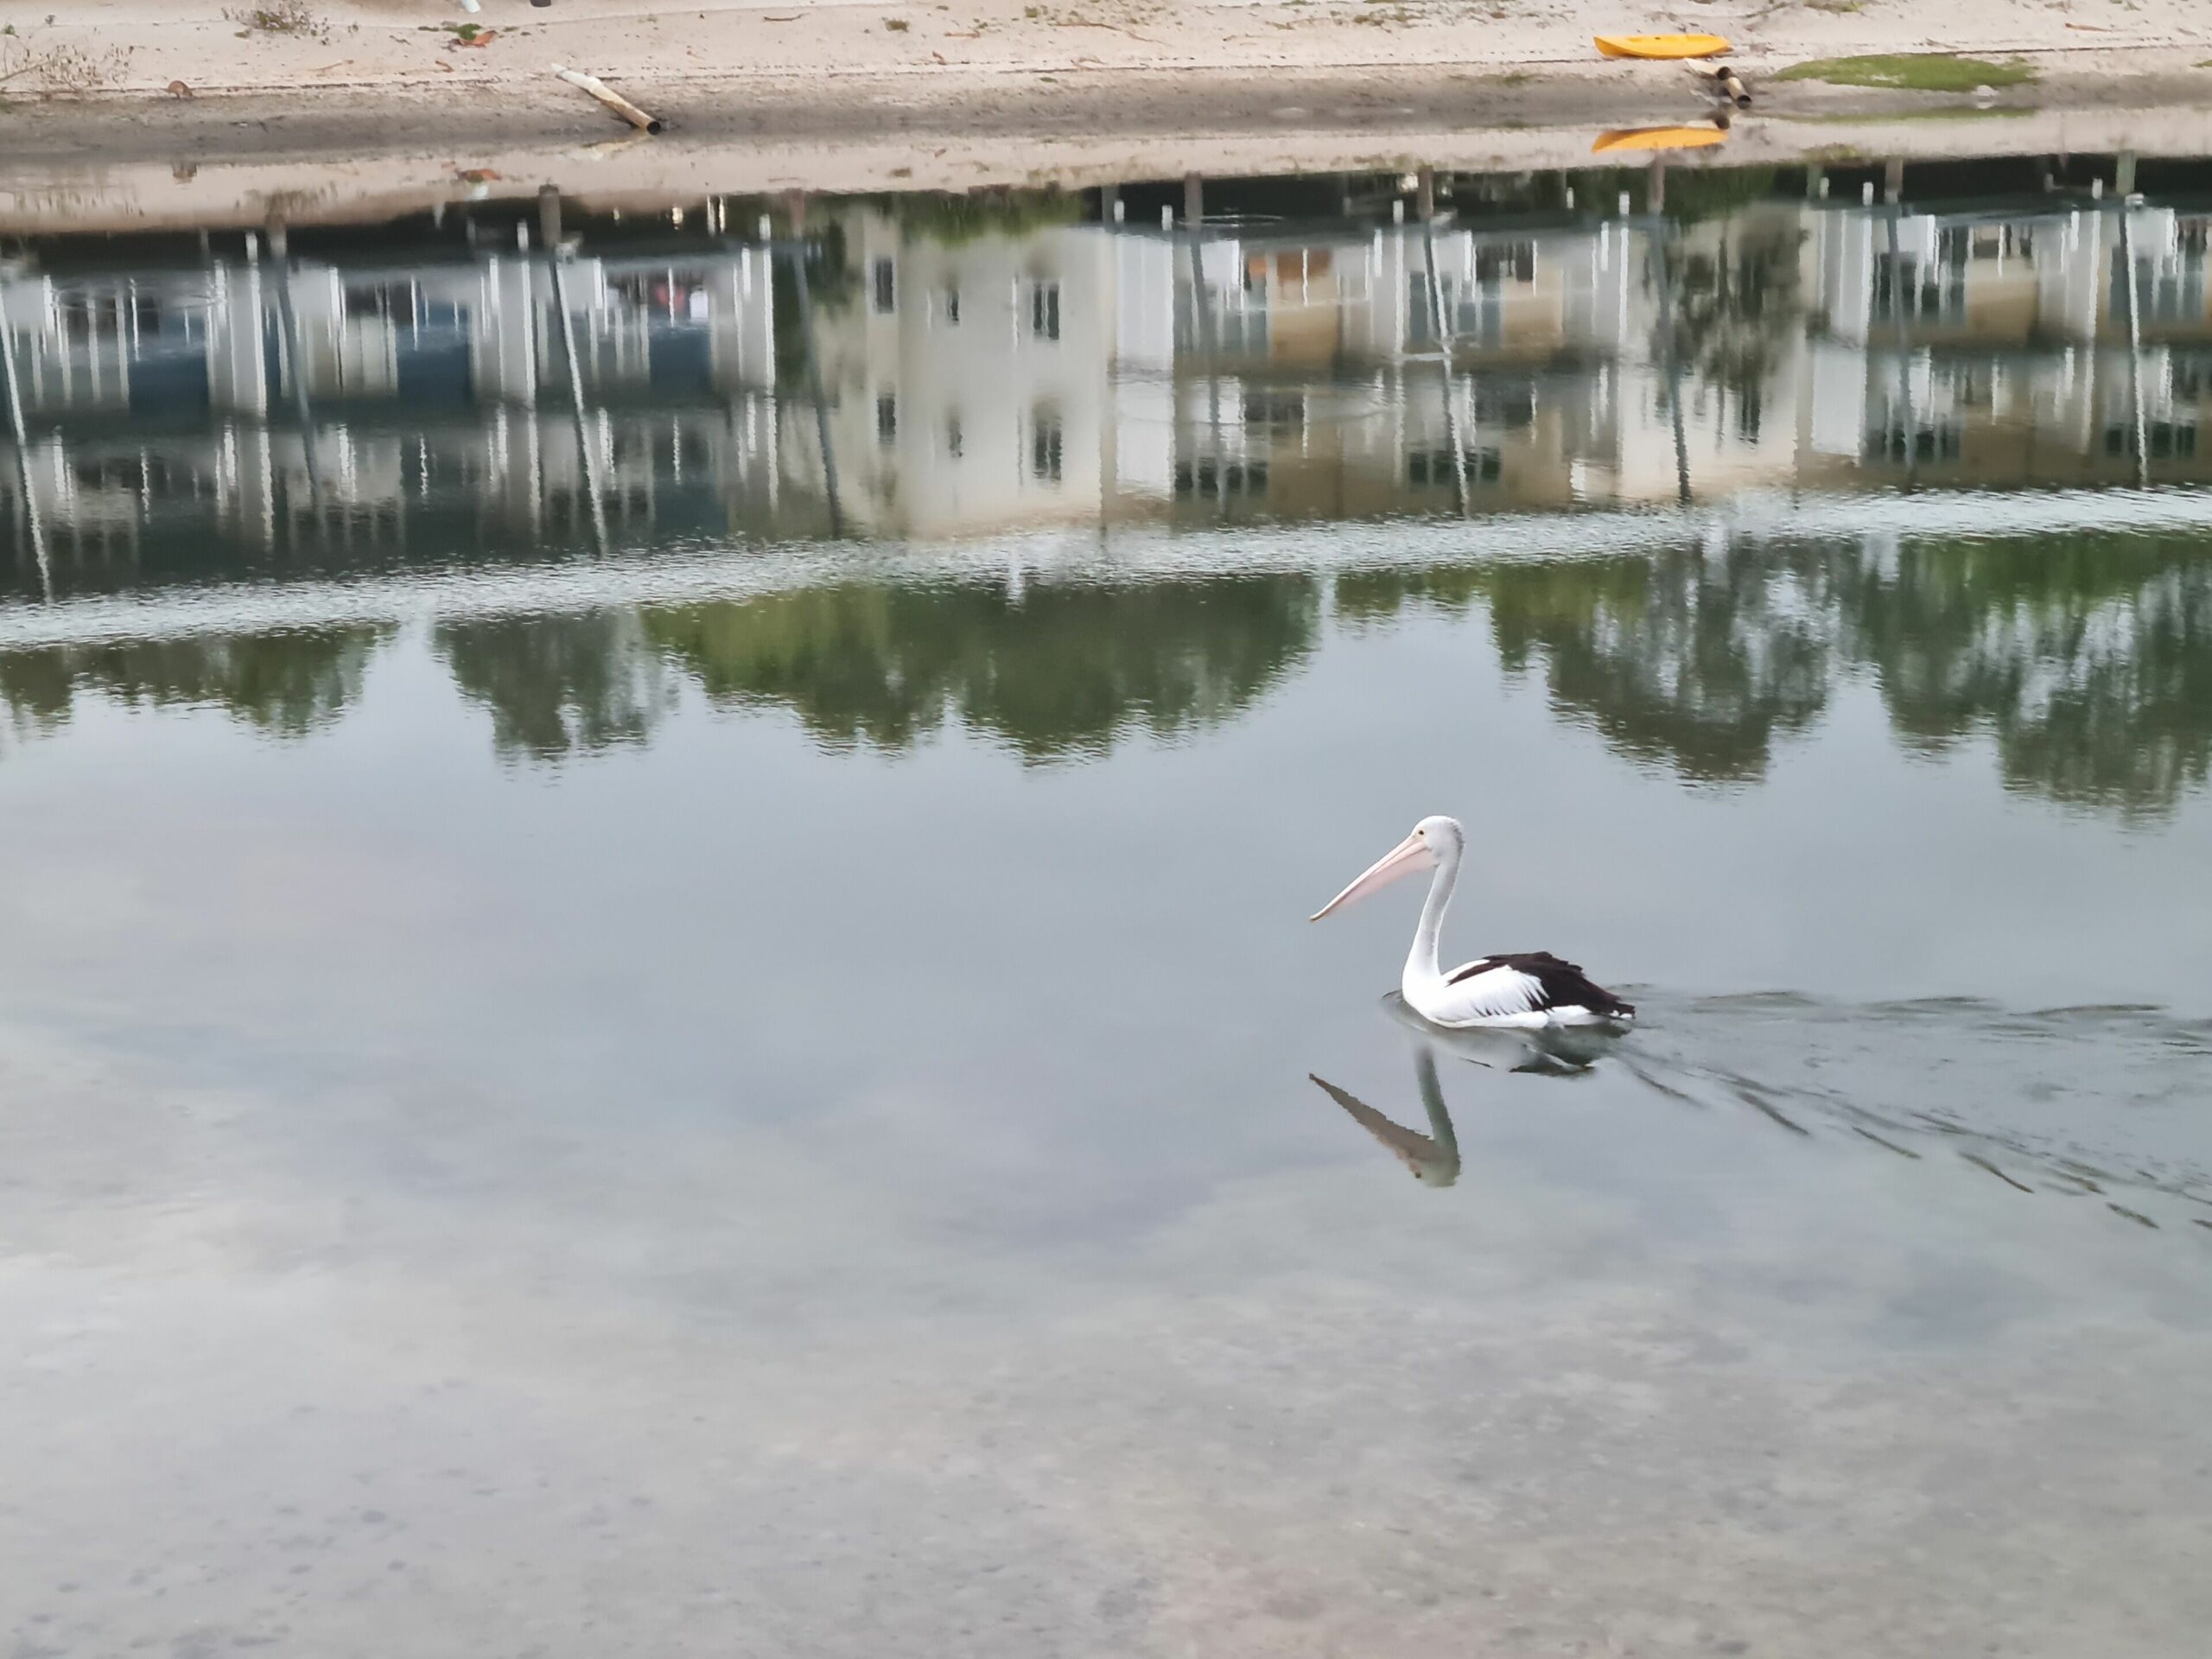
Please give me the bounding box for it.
[1343,531,2212,816]
[645,575,1319,761]
[1342,543,1836,781]
[1841,533,2212,821]
[0,626,390,749]
[436,613,678,763]
[1,533,2205,822]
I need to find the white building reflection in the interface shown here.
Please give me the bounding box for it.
[0,243,789,569]
[5,189,2212,575]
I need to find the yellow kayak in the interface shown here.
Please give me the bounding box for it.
[1592,124,1729,153]
[1594,33,1731,60]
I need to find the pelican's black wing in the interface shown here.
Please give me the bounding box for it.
[1447,951,1636,1019]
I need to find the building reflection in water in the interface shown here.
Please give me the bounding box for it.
[1,166,2209,798]
[8,172,2212,572]
[0,229,791,577]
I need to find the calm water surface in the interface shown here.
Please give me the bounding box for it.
[4,164,2212,1656]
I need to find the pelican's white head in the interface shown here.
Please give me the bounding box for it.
[1310,816,1463,922]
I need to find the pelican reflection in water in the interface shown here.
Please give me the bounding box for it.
[1311,1046,1462,1186]
[1380,990,1628,1074]
[1313,1008,1629,1186]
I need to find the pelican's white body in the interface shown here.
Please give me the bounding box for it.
[1412,962,1604,1030]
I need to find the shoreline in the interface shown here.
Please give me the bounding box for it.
[3,1,2211,225]
[3,0,2209,149]
[8,64,2212,232]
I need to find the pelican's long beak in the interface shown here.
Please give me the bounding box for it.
[1309,832,1434,922]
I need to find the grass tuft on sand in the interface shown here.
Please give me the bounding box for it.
[1777,54,2037,92]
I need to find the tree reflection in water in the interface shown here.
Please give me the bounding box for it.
[1645,204,1808,453]
[0,626,391,753]
[1340,531,2212,819]
[436,613,679,764]
[0,535,2206,820]
[643,575,1320,763]
[1338,543,1838,783]
[1840,534,2212,823]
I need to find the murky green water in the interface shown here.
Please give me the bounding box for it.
[4,163,2212,1656]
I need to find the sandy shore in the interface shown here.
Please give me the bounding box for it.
[8,0,2209,130]
[15,0,2208,98]
[13,81,2212,236]
[3,0,2211,224]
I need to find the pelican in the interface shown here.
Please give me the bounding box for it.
[1311,815,1635,1030]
